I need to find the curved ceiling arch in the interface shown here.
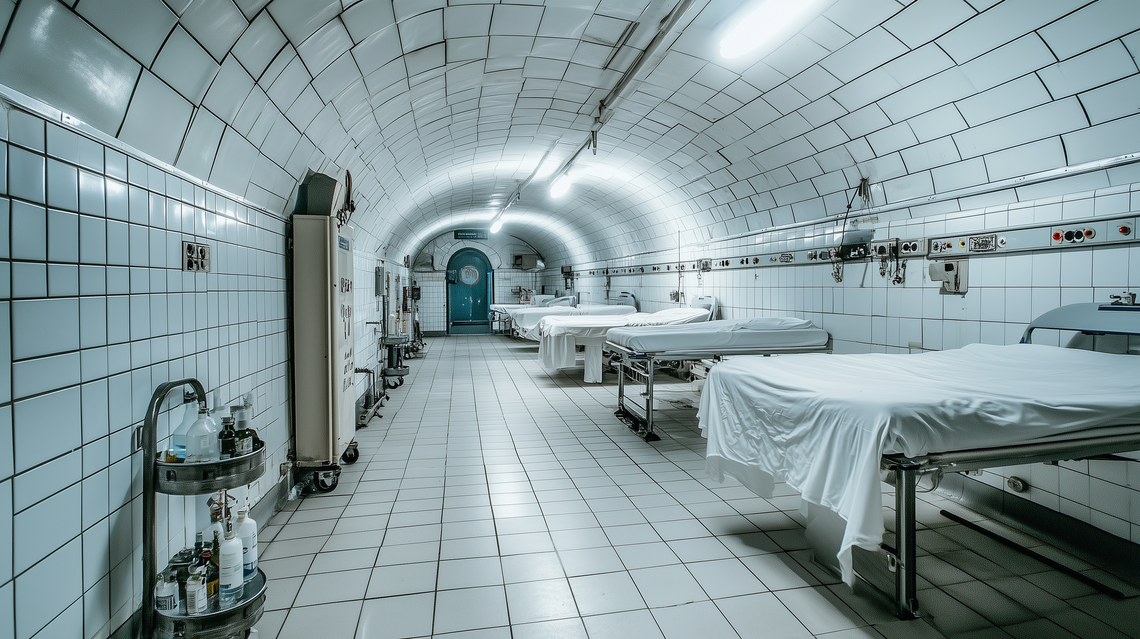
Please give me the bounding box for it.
[0,0,1134,270]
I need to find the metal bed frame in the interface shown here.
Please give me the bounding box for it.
[878,300,1140,619]
[607,339,831,442]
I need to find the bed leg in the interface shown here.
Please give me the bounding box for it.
[617,354,626,413]
[641,358,659,442]
[894,463,921,619]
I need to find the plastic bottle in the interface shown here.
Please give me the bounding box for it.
[236,509,258,583]
[171,403,198,461]
[219,521,244,606]
[185,569,208,616]
[184,409,219,462]
[155,572,179,611]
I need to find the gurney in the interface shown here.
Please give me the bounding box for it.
[606,315,829,440]
[698,302,1140,619]
[537,302,716,383]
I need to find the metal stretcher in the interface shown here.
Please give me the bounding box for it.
[877,300,1140,619]
[607,317,830,442]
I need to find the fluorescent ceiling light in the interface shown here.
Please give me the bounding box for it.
[720,0,814,59]
[490,219,503,233]
[550,175,572,198]
[534,157,563,179]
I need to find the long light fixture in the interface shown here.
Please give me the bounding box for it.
[720,0,816,59]
[550,175,573,198]
[489,218,503,233]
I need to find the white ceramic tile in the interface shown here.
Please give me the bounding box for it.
[118,72,194,165]
[9,146,45,205]
[14,536,81,639]
[46,159,78,212]
[433,585,509,635]
[152,27,220,104]
[0,480,10,583]
[179,0,248,62]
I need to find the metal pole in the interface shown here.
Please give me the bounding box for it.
[644,357,655,439]
[894,463,920,619]
[141,378,206,639]
[617,353,626,414]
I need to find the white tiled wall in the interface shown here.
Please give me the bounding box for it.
[567,180,1140,544]
[0,102,293,639]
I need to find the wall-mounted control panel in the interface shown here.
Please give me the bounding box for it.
[929,216,1134,258]
[575,214,1137,276]
[182,241,210,272]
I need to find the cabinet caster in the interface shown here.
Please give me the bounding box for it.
[341,445,359,465]
[314,471,339,493]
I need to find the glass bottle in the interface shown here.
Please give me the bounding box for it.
[235,423,253,456]
[203,504,224,548]
[184,409,219,462]
[185,568,208,616]
[202,549,219,610]
[211,530,221,568]
[218,416,237,460]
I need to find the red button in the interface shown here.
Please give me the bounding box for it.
[1084,228,1095,238]
[1052,231,1063,241]
[1120,225,1132,235]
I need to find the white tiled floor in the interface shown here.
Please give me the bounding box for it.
[252,336,1140,639]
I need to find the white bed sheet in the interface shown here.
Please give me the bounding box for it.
[538,308,711,380]
[698,343,1140,585]
[513,305,637,340]
[607,317,828,353]
[491,303,534,314]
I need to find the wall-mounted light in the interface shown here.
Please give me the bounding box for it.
[490,219,503,233]
[550,175,573,198]
[720,0,817,59]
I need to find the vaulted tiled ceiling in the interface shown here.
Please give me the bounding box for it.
[0,0,1136,265]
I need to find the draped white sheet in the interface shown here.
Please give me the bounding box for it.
[538,308,711,381]
[606,316,828,353]
[698,344,1140,585]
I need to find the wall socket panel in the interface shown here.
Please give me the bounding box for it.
[899,238,927,256]
[930,216,1136,258]
[182,241,211,272]
[870,239,898,258]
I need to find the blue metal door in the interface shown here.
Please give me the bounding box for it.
[447,248,492,334]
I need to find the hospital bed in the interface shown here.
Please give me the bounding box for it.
[697,301,1140,619]
[509,293,639,341]
[537,296,718,384]
[491,296,576,334]
[607,314,830,441]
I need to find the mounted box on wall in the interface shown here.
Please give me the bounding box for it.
[929,259,968,295]
[516,254,545,270]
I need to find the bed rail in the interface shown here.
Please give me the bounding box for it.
[609,338,832,441]
[1021,300,1140,343]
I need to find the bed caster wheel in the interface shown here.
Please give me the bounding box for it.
[341,445,359,465]
[397,377,405,387]
[315,471,339,493]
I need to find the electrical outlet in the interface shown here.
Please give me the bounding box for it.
[899,238,927,257]
[182,241,210,272]
[870,239,898,258]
